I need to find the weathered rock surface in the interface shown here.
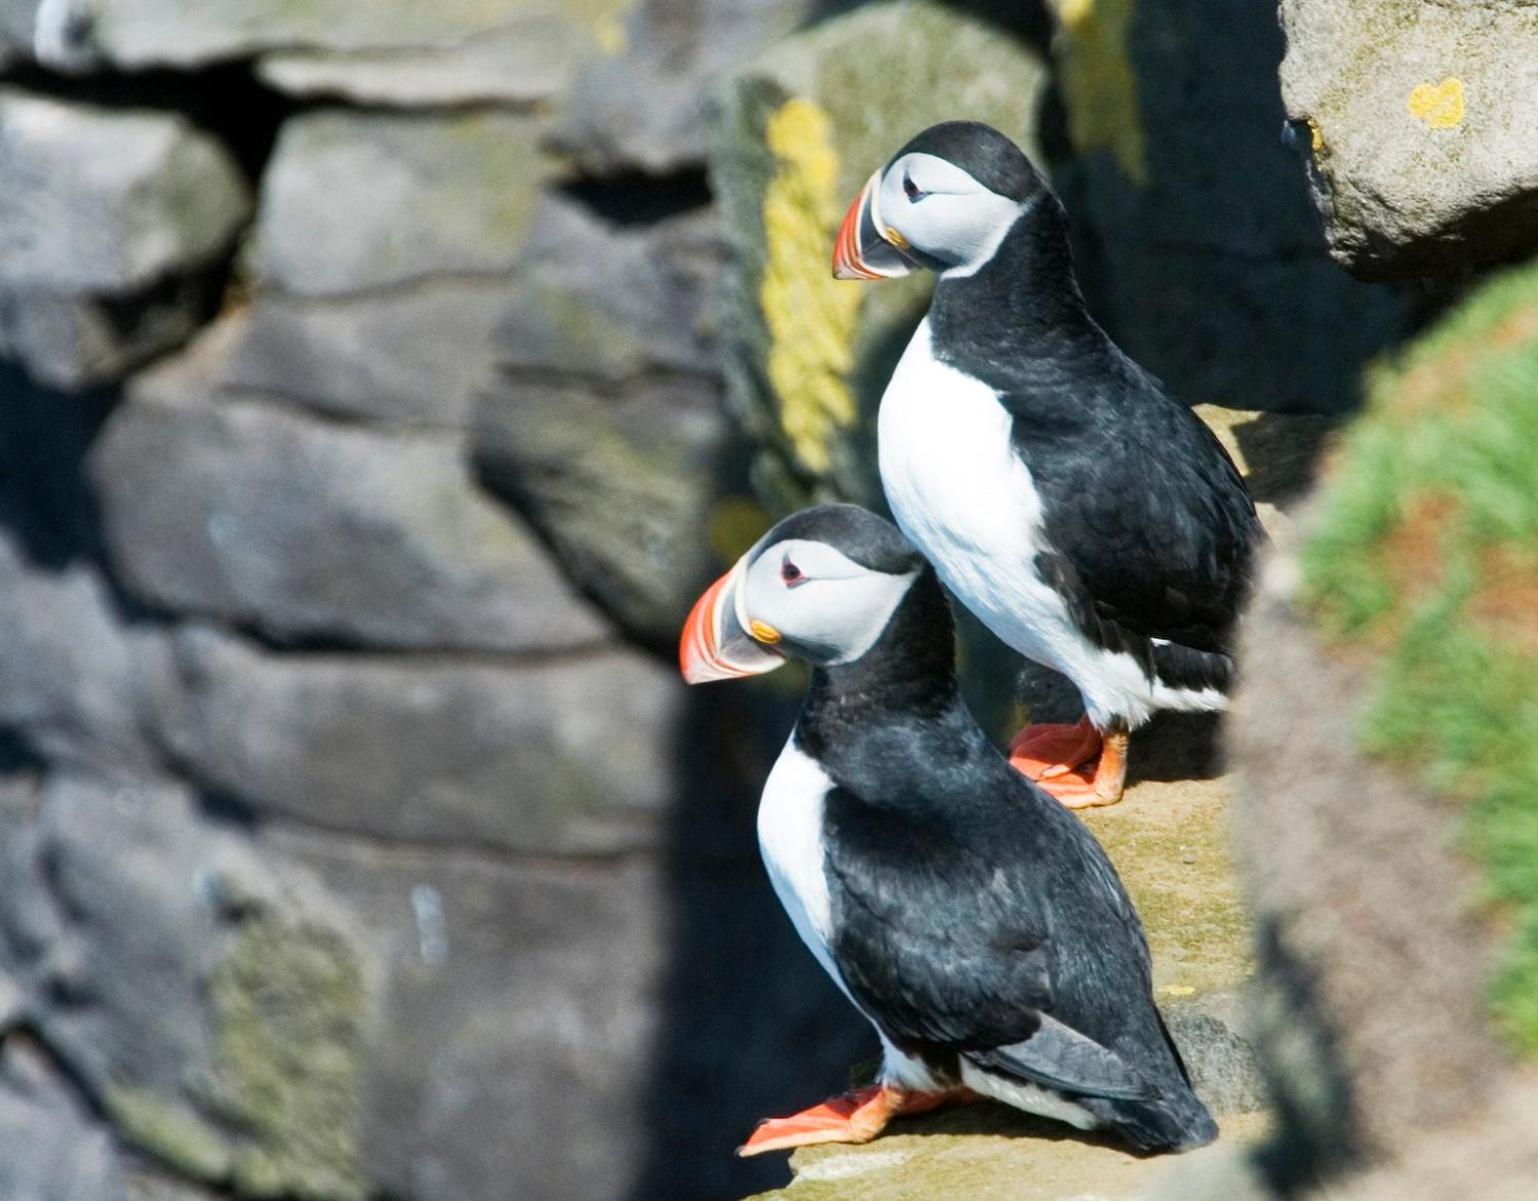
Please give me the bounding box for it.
[1047,0,1409,413]
[92,358,610,653]
[154,626,682,856]
[219,281,524,429]
[0,529,167,775]
[0,772,374,1201]
[553,0,818,175]
[0,0,619,73]
[0,88,249,386]
[1279,0,1538,278]
[256,7,627,108]
[263,827,667,1201]
[0,89,249,293]
[253,110,554,296]
[0,273,221,390]
[0,1030,220,1201]
[474,192,734,647]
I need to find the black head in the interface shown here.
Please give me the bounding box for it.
[679,504,931,682]
[833,121,1050,280]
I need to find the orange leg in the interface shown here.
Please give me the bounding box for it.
[738,1084,972,1157]
[1009,718,1130,809]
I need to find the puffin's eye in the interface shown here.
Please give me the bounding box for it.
[781,559,805,586]
[902,173,924,201]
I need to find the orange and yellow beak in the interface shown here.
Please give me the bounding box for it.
[832,169,916,281]
[678,560,785,685]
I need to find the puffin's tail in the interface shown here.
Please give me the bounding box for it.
[1148,639,1234,699]
[1085,1084,1218,1153]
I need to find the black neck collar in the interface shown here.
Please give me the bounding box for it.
[797,570,964,753]
[926,197,1110,390]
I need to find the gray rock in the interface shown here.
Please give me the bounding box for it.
[262,826,666,1201]
[473,193,733,646]
[1278,0,1538,278]
[0,772,375,1200]
[502,192,724,379]
[1050,0,1409,412]
[90,356,610,653]
[0,273,217,390]
[154,626,681,856]
[252,109,555,296]
[0,1035,129,1201]
[256,7,628,108]
[476,370,729,650]
[0,529,168,775]
[0,0,608,72]
[553,0,818,175]
[0,88,249,293]
[220,280,523,429]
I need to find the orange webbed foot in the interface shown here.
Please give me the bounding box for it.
[737,1085,967,1157]
[1009,719,1129,809]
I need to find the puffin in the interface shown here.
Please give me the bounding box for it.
[832,121,1262,807]
[679,503,1218,1156]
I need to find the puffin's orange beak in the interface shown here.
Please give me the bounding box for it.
[833,169,915,281]
[679,560,784,685]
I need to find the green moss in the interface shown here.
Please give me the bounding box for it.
[107,1087,234,1182]
[1301,258,1538,1054]
[208,918,369,1201]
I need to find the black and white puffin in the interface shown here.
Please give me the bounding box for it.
[679,504,1217,1156]
[833,122,1262,807]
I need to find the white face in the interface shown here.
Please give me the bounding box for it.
[874,152,1025,276]
[739,538,916,666]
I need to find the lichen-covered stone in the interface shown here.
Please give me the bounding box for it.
[0,773,372,1198]
[0,1034,197,1201]
[1279,0,1538,277]
[207,917,367,1201]
[91,353,610,654]
[252,109,556,296]
[707,0,1048,507]
[1047,0,1409,413]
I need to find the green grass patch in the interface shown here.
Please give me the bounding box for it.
[1301,258,1538,1054]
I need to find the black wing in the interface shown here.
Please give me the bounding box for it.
[820,766,1167,1100]
[1004,359,1262,651]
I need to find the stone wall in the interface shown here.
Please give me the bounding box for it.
[0,4,874,1200]
[0,3,1439,1201]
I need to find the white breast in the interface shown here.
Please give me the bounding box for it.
[757,736,856,1006]
[876,319,1224,728]
[877,319,1071,672]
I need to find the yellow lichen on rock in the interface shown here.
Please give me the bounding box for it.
[760,97,863,476]
[1051,0,1147,185]
[1407,77,1465,129]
